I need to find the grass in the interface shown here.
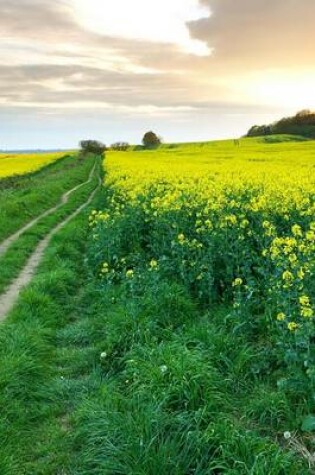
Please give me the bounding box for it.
[1,218,310,473]
[0,185,108,473]
[0,152,93,241]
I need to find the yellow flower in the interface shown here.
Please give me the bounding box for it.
[277,312,286,321]
[297,268,305,279]
[101,262,109,274]
[291,224,302,237]
[301,307,313,318]
[299,295,310,306]
[288,254,297,264]
[177,233,185,243]
[149,259,158,269]
[282,271,293,281]
[240,219,249,229]
[226,215,237,225]
[288,322,298,332]
[232,278,243,287]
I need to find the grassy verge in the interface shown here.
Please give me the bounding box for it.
[0,153,95,241]
[0,191,102,474]
[66,274,311,474]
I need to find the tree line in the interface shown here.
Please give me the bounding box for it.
[80,131,162,155]
[247,110,315,139]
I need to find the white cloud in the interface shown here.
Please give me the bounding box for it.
[0,38,160,75]
[0,97,194,117]
[68,0,211,56]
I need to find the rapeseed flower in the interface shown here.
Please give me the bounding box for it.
[288,322,299,331]
[232,278,243,287]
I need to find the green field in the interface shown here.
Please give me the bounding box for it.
[0,137,314,474]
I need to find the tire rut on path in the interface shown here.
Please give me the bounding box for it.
[0,161,96,258]
[0,174,101,323]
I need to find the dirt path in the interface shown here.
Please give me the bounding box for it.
[0,161,96,258]
[0,173,101,322]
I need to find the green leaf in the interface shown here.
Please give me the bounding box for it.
[301,415,315,432]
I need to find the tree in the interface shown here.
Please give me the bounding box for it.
[142,131,161,148]
[296,109,312,117]
[246,110,315,139]
[111,142,130,151]
[80,140,106,155]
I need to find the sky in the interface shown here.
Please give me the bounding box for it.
[1,0,315,149]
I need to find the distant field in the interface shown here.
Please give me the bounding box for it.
[106,135,315,193]
[0,151,73,178]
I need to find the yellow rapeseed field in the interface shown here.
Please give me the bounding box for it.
[105,138,314,213]
[0,151,72,178]
[91,136,314,384]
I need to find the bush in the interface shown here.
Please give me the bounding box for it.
[111,142,129,151]
[79,140,106,155]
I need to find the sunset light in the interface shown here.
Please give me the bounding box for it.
[244,71,315,110]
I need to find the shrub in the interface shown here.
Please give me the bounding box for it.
[79,140,106,155]
[111,142,129,151]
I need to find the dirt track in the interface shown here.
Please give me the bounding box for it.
[0,162,96,257]
[0,166,101,322]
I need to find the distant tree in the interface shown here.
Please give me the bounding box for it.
[111,142,130,151]
[142,131,161,148]
[80,140,106,155]
[296,109,312,117]
[247,110,315,139]
[247,125,269,137]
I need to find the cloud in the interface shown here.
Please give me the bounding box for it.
[189,0,315,68]
[70,0,211,56]
[0,63,216,110]
[0,0,73,38]
[0,0,223,114]
[1,0,315,148]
